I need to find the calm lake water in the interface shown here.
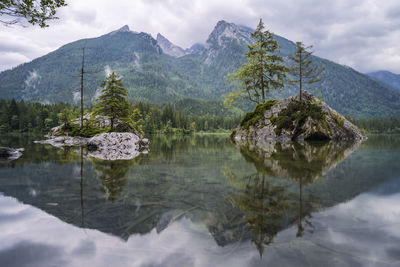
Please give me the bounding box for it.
[0,134,400,267]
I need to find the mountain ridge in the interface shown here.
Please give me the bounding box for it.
[0,20,399,118]
[367,70,400,93]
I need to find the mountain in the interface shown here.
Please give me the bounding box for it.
[0,21,400,118]
[156,34,205,58]
[156,33,188,57]
[367,70,400,93]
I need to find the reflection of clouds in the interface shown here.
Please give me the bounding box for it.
[0,241,66,267]
[1,190,400,266]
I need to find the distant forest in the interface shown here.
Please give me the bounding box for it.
[0,99,400,135]
[0,99,241,135]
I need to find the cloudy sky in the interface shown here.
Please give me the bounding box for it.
[1,0,400,73]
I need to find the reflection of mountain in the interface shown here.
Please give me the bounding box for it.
[0,135,399,249]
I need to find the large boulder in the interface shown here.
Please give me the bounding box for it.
[232,91,366,143]
[87,132,149,160]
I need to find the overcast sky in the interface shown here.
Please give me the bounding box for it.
[1,0,400,73]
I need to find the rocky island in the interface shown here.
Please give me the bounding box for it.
[232,91,366,144]
[35,116,149,160]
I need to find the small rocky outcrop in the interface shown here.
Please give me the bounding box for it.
[0,147,24,161]
[35,114,149,160]
[232,91,366,143]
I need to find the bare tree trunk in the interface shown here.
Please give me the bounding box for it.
[80,47,85,129]
[299,51,302,101]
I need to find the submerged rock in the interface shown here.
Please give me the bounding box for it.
[0,147,24,161]
[232,91,366,143]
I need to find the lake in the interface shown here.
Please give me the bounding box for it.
[0,134,400,267]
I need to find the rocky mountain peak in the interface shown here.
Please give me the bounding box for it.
[206,20,252,48]
[108,25,139,35]
[118,25,130,32]
[156,33,187,57]
[187,43,205,54]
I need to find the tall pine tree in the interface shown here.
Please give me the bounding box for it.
[289,42,324,101]
[228,19,287,104]
[94,72,130,131]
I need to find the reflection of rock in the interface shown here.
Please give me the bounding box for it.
[34,136,88,147]
[0,147,24,161]
[225,139,362,255]
[35,133,149,161]
[237,140,361,183]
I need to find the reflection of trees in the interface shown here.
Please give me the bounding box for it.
[80,146,84,227]
[91,159,131,202]
[227,140,361,256]
[229,172,288,257]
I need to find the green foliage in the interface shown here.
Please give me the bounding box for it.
[332,113,344,128]
[240,100,276,130]
[228,19,287,104]
[0,98,71,134]
[93,72,131,132]
[0,22,399,118]
[288,42,324,100]
[58,107,73,128]
[0,0,67,27]
[349,116,400,134]
[69,124,103,138]
[132,101,241,135]
[271,100,325,135]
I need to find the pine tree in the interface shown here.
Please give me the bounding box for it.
[94,72,130,132]
[228,19,287,104]
[289,42,324,101]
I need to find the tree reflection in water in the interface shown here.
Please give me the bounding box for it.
[91,159,133,202]
[227,140,361,256]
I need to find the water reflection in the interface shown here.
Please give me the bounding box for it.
[1,134,400,266]
[227,140,361,256]
[92,159,130,201]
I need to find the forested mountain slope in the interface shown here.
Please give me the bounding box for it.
[1,21,399,118]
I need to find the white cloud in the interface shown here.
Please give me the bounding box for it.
[0,0,400,73]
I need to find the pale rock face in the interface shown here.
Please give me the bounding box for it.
[87,132,145,160]
[156,33,187,57]
[204,20,252,65]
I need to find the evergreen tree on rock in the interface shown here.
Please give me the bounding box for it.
[289,42,324,101]
[94,72,131,132]
[228,19,287,104]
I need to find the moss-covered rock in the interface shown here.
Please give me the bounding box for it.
[232,91,366,143]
